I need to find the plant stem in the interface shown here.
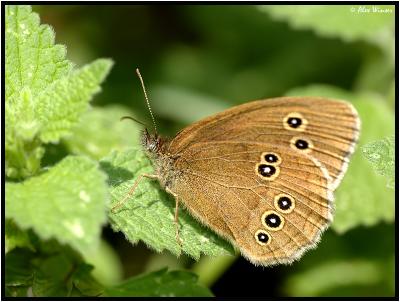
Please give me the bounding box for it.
[191,254,238,287]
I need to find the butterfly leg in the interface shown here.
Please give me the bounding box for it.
[166,187,183,252]
[111,173,158,213]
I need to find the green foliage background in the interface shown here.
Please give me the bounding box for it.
[5,4,396,297]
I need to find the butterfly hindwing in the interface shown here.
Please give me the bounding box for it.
[169,142,333,265]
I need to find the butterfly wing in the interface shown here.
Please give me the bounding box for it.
[168,141,333,265]
[168,97,360,190]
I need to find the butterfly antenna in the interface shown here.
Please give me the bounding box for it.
[136,68,158,134]
[120,116,148,128]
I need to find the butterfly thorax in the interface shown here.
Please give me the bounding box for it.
[141,129,180,189]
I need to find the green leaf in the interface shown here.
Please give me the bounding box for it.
[32,253,76,296]
[5,219,34,253]
[5,5,71,178]
[31,253,104,297]
[6,240,106,297]
[286,85,394,233]
[100,148,234,260]
[37,58,113,143]
[6,156,109,255]
[104,268,213,297]
[5,86,45,178]
[5,248,34,288]
[71,263,104,297]
[5,286,31,298]
[362,136,395,188]
[5,5,73,104]
[285,259,385,297]
[63,105,141,160]
[260,5,395,51]
[5,5,113,179]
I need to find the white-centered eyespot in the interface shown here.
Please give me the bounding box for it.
[261,152,282,165]
[283,112,308,132]
[290,136,313,153]
[256,164,280,181]
[274,193,295,214]
[261,210,285,231]
[255,229,271,246]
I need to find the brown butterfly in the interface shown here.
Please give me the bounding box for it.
[117,70,360,266]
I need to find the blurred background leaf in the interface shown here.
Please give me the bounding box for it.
[261,5,395,52]
[63,105,141,160]
[285,259,386,297]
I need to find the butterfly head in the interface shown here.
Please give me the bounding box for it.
[141,128,166,155]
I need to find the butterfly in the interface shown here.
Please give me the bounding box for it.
[117,71,360,266]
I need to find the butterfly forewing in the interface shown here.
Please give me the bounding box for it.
[168,97,360,190]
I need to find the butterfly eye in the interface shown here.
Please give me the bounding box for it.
[290,136,313,153]
[262,211,285,231]
[256,164,280,180]
[255,230,271,246]
[262,152,281,165]
[274,194,295,213]
[284,112,307,132]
